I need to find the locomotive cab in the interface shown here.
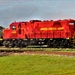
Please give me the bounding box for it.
[9,22,25,39]
[11,23,22,35]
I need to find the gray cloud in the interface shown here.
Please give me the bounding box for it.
[0,0,75,27]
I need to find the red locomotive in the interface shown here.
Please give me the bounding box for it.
[3,19,75,48]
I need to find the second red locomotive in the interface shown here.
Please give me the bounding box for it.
[3,19,75,48]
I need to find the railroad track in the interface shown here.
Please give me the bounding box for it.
[0,46,75,57]
[0,46,75,52]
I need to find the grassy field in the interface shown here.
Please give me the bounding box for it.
[0,55,75,75]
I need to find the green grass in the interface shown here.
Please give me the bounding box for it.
[0,55,75,75]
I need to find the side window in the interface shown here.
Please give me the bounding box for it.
[18,24,21,29]
[18,24,21,34]
[12,26,16,30]
[69,22,74,31]
[69,22,74,25]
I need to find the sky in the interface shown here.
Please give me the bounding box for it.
[0,0,75,27]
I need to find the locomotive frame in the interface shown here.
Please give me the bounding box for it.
[2,19,75,48]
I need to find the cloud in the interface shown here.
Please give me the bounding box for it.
[0,0,39,27]
[0,0,75,27]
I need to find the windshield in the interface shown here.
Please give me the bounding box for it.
[12,26,16,30]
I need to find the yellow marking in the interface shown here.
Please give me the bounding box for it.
[40,28,47,30]
[40,27,64,31]
[12,31,16,34]
[39,39,42,40]
[0,38,3,40]
[49,28,57,30]
[58,27,64,30]
[30,39,33,40]
[66,38,69,39]
[50,39,53,40]
[24,39,27,40]
[13,39,15,40]
[52,28,57,30]
[48,28,53,30]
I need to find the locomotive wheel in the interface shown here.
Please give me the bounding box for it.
[14,40,20,47]
[8,41,14,48]
[23,42,28,47]
[19,40,28,47]
[13,40,28,47]
[3,41,9,47]
[47,41,50,48]
[47,39,68,48]
[3,40,14,48]
[59,40,64,48]
[47,40,54,48]
[20,41,24,47]
[52,40,58,48]
[64,40,70,48]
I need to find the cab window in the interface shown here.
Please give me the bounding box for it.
[69,22,74,25]
[12,26,16,30]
